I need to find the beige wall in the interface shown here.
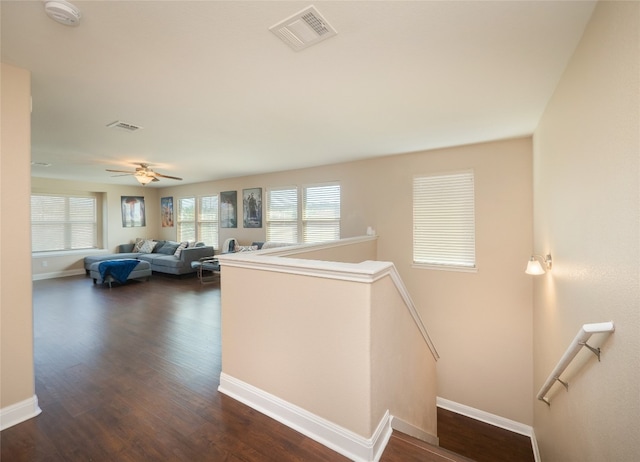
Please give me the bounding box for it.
[222,266,374,436]
[371,275,437,437]
[1,64,35,408]
[532,1,640,460]
[374,138,535,424]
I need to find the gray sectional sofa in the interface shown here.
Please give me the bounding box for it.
[84,240,214,276]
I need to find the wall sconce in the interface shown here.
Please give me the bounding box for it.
[526,254,552,275]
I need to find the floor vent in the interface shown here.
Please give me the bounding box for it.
[269,5,337,51]
[106,120,143,132]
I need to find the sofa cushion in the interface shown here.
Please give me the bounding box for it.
[147,255,185,269]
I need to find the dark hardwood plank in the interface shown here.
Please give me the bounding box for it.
[437,407,535,462]
[382,432,476,462]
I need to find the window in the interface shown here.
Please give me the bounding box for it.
[31,194,97,252]
[266,183,341,244]
[303,183,341,243]
[413,171,476,270]
[177,195,219,248]
[266,187,298,243]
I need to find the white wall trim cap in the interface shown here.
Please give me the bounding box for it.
[0,395,42,431]
[219,373,392,462]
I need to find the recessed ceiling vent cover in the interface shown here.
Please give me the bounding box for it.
[106,120,143,132]
[269,5,337,51]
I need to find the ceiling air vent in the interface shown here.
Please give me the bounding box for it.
[269,5,337,51]
[106,120,143,132]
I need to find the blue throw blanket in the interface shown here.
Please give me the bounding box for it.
[98,259,140,283]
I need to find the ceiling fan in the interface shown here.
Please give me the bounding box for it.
[106,163,182,186]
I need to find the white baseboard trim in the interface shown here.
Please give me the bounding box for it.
[531,428,541,462]
[0,395,42,431]
[218,373,392,462]
[390,416,438,446]
[32,268,85,281]
[436,397,540,462]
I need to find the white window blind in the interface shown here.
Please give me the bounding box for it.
[31,194,97,252]
[177,197,196,242]
[198,195,219,247]
[413,171,476,269]
[266,187,298,243]
[303,183,340,243]
[178,195,219,248]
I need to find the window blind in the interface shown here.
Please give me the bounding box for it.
[413,171,476,269]
[198,195,219,247]
[31,194,97,252]
[266,187,298,243]
[177,197,196,242]
[303,183,340,243]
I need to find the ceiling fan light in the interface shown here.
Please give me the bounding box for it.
[135,174,154,185]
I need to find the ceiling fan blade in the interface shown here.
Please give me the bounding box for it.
[106,169,136,174]
[152,177,160,182]
[154,172,183,181]
[110,173,136,177]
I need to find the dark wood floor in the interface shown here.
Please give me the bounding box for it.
[437,408,534,462]
[2,274,531,461]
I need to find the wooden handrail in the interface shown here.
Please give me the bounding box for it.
[537,321,615,405]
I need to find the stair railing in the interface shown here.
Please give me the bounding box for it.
[537,321,615,405]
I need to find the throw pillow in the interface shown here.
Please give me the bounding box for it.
[174,241,189,258]
[133,237,147,252]
[235,245,258,252]
[139,239,157,254]
[153,240,166,253]
[187,240,196,248]
[157,242,179,255]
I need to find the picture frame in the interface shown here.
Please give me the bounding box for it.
[161,196,174,227]
[121,196,146,227]
[242,187,262,228]
[220,191,238,228]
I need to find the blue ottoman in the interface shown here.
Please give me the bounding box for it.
[89,259,151,288]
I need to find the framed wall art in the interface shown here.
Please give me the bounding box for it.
[220,191,237,228]
[242,187,262,228]
[161,196,174,227]
[121,196,146,227]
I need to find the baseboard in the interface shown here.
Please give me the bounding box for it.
[0,395,42,431]
[531,428,541,462]
[390,416,438,446]
[218,373,392,462]
[436,397,540,462]
[32,268,85,281]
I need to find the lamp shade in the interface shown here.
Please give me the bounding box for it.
[135,174,154,185]
[525,257,546,275]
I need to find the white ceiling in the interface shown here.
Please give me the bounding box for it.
[1,0,597,187]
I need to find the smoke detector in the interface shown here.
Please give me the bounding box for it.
[44,1,82,26]
[270,5,337,51]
